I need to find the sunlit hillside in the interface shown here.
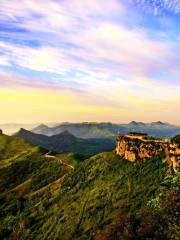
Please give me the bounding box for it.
[0,133,179,239]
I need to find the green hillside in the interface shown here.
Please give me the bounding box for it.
[172,134,180,143]
[0,132,179,240]
[0,133,31,160]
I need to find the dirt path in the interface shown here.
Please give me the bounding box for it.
[45,153,74,170]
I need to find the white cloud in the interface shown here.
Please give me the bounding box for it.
[0,55,11,66]
[0,0,179,115]
[0,0,179,77]
[0,0,178,71]
[1,18,179,79]
[0,0,124,32]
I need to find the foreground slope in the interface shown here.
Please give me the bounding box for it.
[0,132,81,239]
[0,139,179,240]
[0,131,76,199]
[0,131,31,161]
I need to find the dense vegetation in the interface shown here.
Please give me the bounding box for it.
[0,133,179,239]
[172,134,180,143]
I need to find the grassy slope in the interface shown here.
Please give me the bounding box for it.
[1,147,172,240]
[33,152,165,240]
[0,133,179,239]
[0,134,78,239]
[172,134,180,143]
[0,134,31,160]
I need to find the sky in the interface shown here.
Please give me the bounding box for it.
[0,0,180,124]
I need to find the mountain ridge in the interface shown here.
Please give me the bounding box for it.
[31,121,180,138]
[15,128,115,155]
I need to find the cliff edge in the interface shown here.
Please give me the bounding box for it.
[116,132,180,172]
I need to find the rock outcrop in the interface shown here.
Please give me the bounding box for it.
[0,129,3,135]
[165,143,180,173]
[116,133,180,172]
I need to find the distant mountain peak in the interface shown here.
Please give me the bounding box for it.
[129,121,143,125]
[18,128,28,133]
[16,128,31,136]
[33,124,49,130]
[151,121,166,125]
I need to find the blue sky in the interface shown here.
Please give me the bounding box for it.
[0,0,179,124]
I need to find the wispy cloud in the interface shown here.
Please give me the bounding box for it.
[133,0,180,16]
[0,17,179,80]
[0,0,179,123]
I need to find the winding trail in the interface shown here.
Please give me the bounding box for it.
[45,152,75,170]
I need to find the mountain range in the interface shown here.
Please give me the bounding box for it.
[0,123,57,135]
[1,121,179,138]
[15,128,115,155]
[31,121,180,138]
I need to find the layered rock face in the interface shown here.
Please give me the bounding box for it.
[116,135,164,162]
[165,143,180,172]
[116,134,180,172]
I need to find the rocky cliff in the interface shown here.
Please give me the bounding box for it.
[165,142,180,173]
[116,134,180,172]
